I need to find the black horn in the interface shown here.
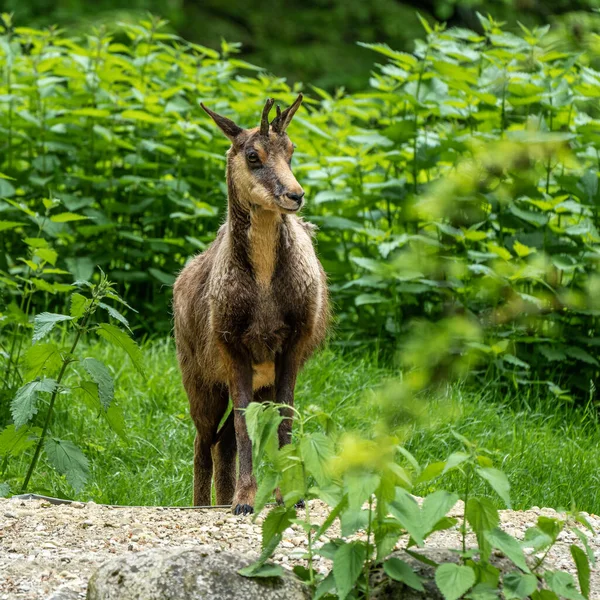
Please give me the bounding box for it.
[271,93,303,134]
[260,98,275,136]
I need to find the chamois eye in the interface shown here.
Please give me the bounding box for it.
[247,151,260,164]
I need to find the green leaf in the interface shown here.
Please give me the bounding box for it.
[435,563,476,600]
[465,497,499,562]
[416,12,433,34]
[466,582,500,600]
[32,312,73,344]
[50,212,89,223]
[572,528,596,565]
[246,403,282,467]
[79,381,127,439]
[405,548,439,568]
[25,342,62,378]
[148,268,176,285]
[98,302,131,331]
[389,488,425,546]
[254,470,278,514]
[476,467,511,508]
[238,563,284,578]
[333,541,367,600]
[238,532,282,577]
[523,526,553,552]
[416,461,446,483]
[357,42,418,67]
[314,572,335,600]
[503,571,537,599]
[44,437,89,492]
[82,358,114,410]
[443,452,470,474]
[340,507,370,537]
[314,495,348,542]
[121,109,163,123]
[11,378,57,429]
[96,323,144,377]
[35,247,57,265]
[0,220,23,232]
[384,557,425,591]
[544,570,586,600]
[0,482,10,497]
[565,347,599,367]
[421,490,459,534]
[344,471,380,511]
[0,424,40,457]
[485,528,530,572]
[350,256,389,274]
[570,544,590,599]
[375,521,403,560]
[0,179,16,197]
[261,506,295,549]
[537,516,562,542]
[300,432,335,488]
[509,204,548,226]
[70,293,89,318]
[355,293,387,306]
[531,591,560,600]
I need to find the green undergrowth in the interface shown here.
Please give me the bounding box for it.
[5,337,600,514]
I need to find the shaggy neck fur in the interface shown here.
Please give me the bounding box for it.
[226,162,282,287]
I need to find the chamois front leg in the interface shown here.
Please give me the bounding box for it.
[275,343,306,509]
[227,353,256,515]
[275,343,303,448]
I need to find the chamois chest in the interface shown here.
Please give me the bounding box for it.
[212,216,320,365]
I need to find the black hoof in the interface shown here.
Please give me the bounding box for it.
[233,503,254,516]
[295,499,305,509]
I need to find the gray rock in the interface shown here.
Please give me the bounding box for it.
[45,581,85,600]
[86,545,310,600]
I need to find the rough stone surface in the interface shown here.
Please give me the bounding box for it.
[0,497,598,599]
[45,582,85,600]
[86,545,309,600]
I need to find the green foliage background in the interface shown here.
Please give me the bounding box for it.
[1,0,600,89]
[1,13,600,597]
[1,15,599,403]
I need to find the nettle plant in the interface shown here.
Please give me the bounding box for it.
[1,14,599,399]
[241,403,596,600]
[299,16,600,399]
[0,198,142,497]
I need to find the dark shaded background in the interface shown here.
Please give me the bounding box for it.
[2,0,600,89]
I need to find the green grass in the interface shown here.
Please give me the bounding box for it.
[9,338,600,514]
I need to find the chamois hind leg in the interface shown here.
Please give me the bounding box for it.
[227,357,255,515]
[187,380,229,506]
[212,407,236,505]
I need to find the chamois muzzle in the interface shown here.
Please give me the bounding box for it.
[286,191,305,207]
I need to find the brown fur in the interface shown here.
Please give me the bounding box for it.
[173,96,328,514]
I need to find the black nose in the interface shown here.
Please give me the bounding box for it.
[286,191,305,204]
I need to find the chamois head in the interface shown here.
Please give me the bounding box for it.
[201,95,305,214]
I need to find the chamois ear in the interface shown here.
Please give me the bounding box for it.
[200,103,244,142]
[271,93,303,134]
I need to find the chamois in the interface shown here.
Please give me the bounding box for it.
[173,95,328,515]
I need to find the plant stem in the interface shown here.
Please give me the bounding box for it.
[412,45,428,193]
[364,494,374,600]
[461,465,471,558]
[20,312,90,493]
[304,496,315,590]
